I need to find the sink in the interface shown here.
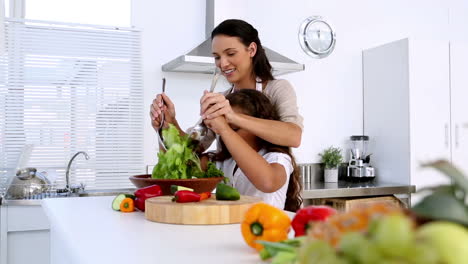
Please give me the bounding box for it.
[77,189,136,197]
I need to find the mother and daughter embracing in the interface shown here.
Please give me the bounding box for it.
[150,19,304,212]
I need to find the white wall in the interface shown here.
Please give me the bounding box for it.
[132,0,468,168]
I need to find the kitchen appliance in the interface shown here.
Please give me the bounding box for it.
[6,168,52,199]
[347,135,375,181]
[161,0,304,76]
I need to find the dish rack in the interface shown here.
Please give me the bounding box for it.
[6,183,66,200]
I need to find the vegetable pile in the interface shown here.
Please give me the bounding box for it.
[250,203,468,264]
[412,160,468,226]
[241,160,468,264]
[152,124,223,179]
[112,184,163,212]
[172,183,240,203]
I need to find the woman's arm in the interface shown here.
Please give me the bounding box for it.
[200,80,303,148]
[201,93,302,147]
[204,117,287,193]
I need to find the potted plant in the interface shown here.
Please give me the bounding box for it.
[319,146,343,182]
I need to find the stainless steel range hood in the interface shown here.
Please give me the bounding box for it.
[161,0,304,76]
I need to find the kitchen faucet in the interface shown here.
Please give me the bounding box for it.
[65,151,90,193]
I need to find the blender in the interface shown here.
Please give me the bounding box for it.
[347,135,375,181]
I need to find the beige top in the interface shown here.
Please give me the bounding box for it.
[263,79,304,129]
[226,79,304,129]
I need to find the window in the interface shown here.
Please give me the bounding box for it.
[25,0,131,27]
[0,18,143,193]
[4,0,9,17]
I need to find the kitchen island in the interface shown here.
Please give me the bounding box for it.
[42,196,269,264]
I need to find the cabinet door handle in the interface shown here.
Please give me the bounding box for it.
[445,124,449,148]
[455,124,459,148]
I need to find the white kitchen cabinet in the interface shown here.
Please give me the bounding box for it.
[0,205,50,264]
[449,42,468,175]
[0,207,6,264]
[362,38,463,201]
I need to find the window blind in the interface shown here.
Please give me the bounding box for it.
[0,18,144,191]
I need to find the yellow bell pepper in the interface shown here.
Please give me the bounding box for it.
[241,203,291,251]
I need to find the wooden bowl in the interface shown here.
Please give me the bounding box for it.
[129,174,224,195]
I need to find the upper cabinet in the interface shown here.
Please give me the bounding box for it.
[362,38,467,195]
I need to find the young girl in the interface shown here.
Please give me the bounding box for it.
[203,89,302,212]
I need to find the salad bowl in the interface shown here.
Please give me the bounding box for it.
[129,175,224,195]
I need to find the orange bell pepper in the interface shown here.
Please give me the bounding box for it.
[120,197,135,212]
[241,203,291,251]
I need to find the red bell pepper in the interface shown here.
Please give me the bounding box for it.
[173,190,201,203]
[134,184,163,211]
[291,206,337,237]
[134,197,145,212]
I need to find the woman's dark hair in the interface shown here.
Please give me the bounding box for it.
[211,19,274,83]
[215,89,302,212]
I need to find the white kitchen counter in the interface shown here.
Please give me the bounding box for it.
[42,196,272,264]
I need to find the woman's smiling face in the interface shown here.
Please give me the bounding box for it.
[212,34,256,86]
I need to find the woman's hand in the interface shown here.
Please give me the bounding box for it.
[150,93,177,131]
[200,91,235,122]
[203,115,231,136]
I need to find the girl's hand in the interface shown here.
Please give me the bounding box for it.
[204,115,231,136]
[200,91,235,122]
[150,93,177,131]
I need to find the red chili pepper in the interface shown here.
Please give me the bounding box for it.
[173,190,201,203]
[291,206,337,237]
[134,185,163,211]
[199,192,211,201]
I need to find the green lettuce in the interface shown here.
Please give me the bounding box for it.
[151,124,224,179]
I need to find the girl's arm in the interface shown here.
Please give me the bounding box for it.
[205,117,287,193]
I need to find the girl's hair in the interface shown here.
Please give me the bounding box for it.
[211,19,274,83]
[215,89,302,212]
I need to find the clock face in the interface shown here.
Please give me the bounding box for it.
[299,16,336,58]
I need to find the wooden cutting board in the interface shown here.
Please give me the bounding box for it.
[145,195,262,225]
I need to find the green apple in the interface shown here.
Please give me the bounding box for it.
[416,221,468,264]
[297,240,340,264]
[406,242,440,264]
[373,214,414,258]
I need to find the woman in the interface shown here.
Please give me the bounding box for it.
[203,89,302,211]
[150,19,303,149]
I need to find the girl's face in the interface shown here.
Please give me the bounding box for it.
[230,106,259,150]
[212,35,256,85]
